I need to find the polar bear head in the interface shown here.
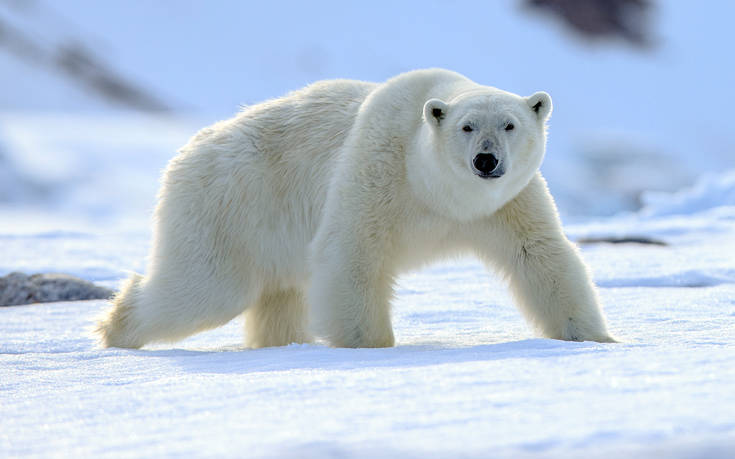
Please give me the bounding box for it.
[415,88,552,219]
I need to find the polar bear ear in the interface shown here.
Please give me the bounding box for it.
[423,98,448,127]
[526,92,552,121]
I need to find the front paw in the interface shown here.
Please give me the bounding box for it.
[329,327,395,348]
[560,317,618,343]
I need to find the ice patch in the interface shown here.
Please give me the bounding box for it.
[598,269,735,288]
[641,170,735,217]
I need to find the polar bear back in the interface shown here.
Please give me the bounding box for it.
[153,70,500,287]
[154,80,376,285]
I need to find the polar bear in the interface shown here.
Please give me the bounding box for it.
[96,68,615,349]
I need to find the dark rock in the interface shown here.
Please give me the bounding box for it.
[577,236,667,246]
[525,0,653,47]
[0,272,114,306]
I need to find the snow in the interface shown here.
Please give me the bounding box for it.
[2,1,735,457]
[2,163,735,458]
[2,259,735,458]
[641,171,735,218]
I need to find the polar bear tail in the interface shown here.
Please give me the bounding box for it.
[94,273,146,349]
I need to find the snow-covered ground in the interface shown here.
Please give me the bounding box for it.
[2,1,735,457]
[2,178,735,458]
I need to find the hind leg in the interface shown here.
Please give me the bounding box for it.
[244,287,312,348]
[96,269,259,348]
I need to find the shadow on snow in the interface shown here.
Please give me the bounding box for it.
[127,338,617,375]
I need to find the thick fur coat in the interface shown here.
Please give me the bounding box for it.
[97,69,614,349]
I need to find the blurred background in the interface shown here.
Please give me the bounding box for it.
[1,0,733,225]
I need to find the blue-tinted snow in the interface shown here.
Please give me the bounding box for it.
[2,1,735,457]
[1,157,735,457]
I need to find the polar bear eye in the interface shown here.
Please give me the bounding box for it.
[462,125,473,133]
[505,122,514,131]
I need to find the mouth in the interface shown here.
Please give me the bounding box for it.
[471,153,505,179]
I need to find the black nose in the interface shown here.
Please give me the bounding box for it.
[472,153,500,176]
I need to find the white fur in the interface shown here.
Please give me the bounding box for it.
[96,69,614,349]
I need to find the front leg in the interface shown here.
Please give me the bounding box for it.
[471,174,615,342]
[308,219,396,348]
[307,158,400,348]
